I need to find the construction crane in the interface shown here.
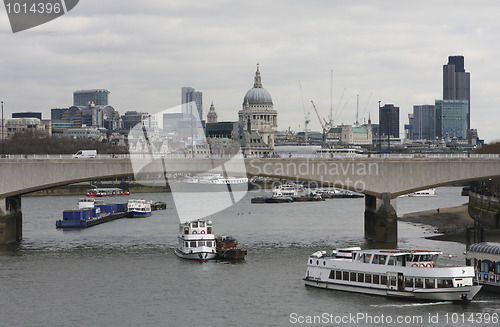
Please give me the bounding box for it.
[311,100,328,141]
[299,81,310,142]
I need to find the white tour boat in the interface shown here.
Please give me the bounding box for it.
[408,188,437,197]
[304,247,481,303]
[127,199,152,218]
[176,173,251,192]
[175,219,217,261]
[272,183,306,197]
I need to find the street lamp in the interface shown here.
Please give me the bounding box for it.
[1,100,3,157]
[387,106,391,155]
[378,101,381,156]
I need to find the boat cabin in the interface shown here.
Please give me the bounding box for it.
[180,220,213,235]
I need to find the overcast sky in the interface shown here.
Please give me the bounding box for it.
[1,0,499,142]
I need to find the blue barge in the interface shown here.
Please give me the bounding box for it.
[56,198,128,228]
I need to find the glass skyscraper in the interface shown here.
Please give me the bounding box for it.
[412,105,436,140]
[435,99,469,139]
[181,87,203,120]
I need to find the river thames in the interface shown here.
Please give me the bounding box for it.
[1,187,499,327]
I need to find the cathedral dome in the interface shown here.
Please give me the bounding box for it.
[242,64,273,106]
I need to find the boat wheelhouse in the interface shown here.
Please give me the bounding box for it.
[466,242,500,292]
[175,219,217,261]
[127,199,152,218]
[304,248,481,303]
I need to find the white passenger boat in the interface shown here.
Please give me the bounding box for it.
[127,199,152,218]
[176,173,251,192]
[408,188,436,197]
[304,247,481,303]
[272,183,305,197]
[174,219,217,261]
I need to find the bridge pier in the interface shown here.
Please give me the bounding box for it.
[0,195,22,244]
[364,193,397,244]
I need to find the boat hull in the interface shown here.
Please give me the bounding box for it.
[304,278,481,303]
[174,248,217,261]
[127,211,152,218]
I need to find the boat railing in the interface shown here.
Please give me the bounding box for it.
[477,271,500,284]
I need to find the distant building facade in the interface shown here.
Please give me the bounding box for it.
[238,64,277,149]
[12,112,42,120]
[4,118,51,138]
[181,87,203,120]
[73,89,110,106]
[379,104,399,138]
[206,102,218,124]
[412,105,436,140]
[435,99,469,139]
[443,56,470,140]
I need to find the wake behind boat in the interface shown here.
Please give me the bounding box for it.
[304,247,481,303]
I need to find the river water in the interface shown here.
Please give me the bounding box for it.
[1,186,500,327]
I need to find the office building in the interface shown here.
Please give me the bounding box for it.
[412,105,436,140]
[73,89,110,106]
[435,99,469,139]
[379,104,399,138]
[443,56,470,138]
[181,87,203,120]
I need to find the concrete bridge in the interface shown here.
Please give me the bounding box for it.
[1,156,500,244]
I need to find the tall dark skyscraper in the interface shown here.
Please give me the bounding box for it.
[379,104,400,138]
[443,55,470,138]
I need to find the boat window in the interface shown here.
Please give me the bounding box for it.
[184,227,189,235]
[415,278,423,288]
[336,271,342,280]
[425,279,435,289]
[309,259,312,264]
[329,270,335,279]
[316,260,319,265]
[390,276,397,287]
[357,273,364,283]
[388,257,396,266]
[405,278,413,288]
[206,241,212,247]
[481,260,491,273]
[363,254,372,263]
[373,274,380,284]
[350,272,357,282]
[372,255,379,264]
[437,279,453,288]
[412,255,420,262]
[190,241,196,247]
[343,271,349,281]
[379,255,386,265]
[199,221,205,228]
[207,227,212,234]
[380,275,387,285]
[323,261,326,266]
[184,242,189,247]
[192,222,198,228]
[421,254,433,261]
[198,241,205,247]
[396,256,404,266]
[365,274,372,283]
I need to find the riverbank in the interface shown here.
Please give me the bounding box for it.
[400,204,500,244]
[26,183,169,196]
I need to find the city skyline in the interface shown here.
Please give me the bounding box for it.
[1,1,500,142]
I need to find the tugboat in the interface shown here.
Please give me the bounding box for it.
[304,247,482,303]
[175,219,217,261]
[216,236,247,260]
